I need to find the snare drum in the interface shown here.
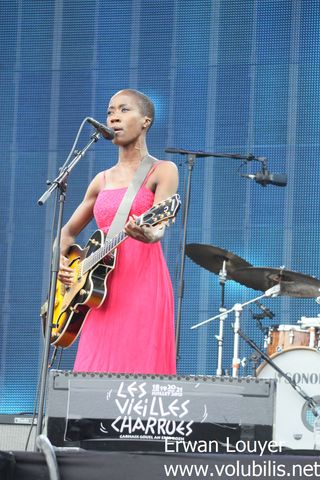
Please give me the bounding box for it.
[266,324,319,356]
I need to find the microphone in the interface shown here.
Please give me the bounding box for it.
[255,301,275,320]
[241,171,287,187]
[87,117,115,140]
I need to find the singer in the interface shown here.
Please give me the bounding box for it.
[58,89,179,374]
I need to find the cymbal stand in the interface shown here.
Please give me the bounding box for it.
[231,303,243,377]
[216,260,227,376]
[191,284,281,377]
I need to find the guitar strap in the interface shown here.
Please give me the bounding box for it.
[106,154,157,239]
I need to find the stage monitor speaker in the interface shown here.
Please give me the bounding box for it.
[46,370,275,452]
[0,415,36,451]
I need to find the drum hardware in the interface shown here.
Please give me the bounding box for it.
[215,306,227,376]
[297,317,320,350]
[191,284,281,377]
[249,352,262,376]
[212,263,248,377]
[232,304,263,377]
[254,300,275,319]
[309,327,316,350]
[298,316,320,328]
[248,306,271,365]
[231,266,320,298]
[215,261,227,377]
[186,245,252,377]
[249,304,273,336]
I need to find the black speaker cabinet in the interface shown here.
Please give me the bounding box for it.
[46,370,275,451]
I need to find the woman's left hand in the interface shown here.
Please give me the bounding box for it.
[124,215,164,243]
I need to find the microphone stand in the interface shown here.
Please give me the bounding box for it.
[165,148,265,162]
[165,148,266,361]
[35,129,100,450]
[170,150,196,359]
[237,327,320,419]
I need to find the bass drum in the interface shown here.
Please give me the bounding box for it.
[257,347,320,450]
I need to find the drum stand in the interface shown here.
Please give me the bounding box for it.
[192,283,281,377]
[215,261,227,376]
[192,283,320,419]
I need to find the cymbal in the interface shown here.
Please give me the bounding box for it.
[185,243,252,278]
[232,267,320,298]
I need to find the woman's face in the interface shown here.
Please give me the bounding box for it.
[106,92,149,146]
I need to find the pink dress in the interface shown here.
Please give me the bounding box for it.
[73,176,176,375]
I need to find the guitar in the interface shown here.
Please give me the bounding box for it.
[40,194,180,349]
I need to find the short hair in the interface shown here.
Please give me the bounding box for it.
[119,89,155,129]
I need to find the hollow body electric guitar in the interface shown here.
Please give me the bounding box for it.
[41,194,180,349]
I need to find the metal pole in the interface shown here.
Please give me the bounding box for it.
[175,154,195,358]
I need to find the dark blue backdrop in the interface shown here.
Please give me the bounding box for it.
[1,0,320,413]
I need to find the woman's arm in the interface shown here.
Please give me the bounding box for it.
[152,161,179,205]
[125,161,179,243]
[58,171,104,283]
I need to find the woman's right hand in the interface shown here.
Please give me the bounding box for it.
[58,255,74,285]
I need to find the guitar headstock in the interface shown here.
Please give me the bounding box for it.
[137,194,181,227]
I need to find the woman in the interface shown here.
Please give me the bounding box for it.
[58,89,179,374]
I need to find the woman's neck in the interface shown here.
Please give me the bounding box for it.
[117,140,149,166]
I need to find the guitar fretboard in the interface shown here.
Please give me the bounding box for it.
[81,230,127,274]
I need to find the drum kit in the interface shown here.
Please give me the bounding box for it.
[187,243,320,447]
[187,243,320,374]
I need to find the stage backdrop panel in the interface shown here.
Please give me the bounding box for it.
[1,0,320,414]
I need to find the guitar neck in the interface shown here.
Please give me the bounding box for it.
[82,230,127,274]
[79,194,180,275]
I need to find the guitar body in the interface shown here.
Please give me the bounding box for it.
[42,230,116,348]
[41,194,181,349]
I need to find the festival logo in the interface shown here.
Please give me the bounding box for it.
[99,380,195,440]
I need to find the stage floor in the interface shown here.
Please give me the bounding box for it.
[1,449,320,480]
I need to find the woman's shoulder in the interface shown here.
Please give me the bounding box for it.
[88,170,108,193]
[153,159,178,177]
[153,159,178,171]
[146,160,177,183]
